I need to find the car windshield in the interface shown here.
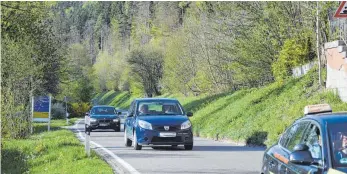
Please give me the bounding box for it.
[91,107,116,115]
[328,122,347,168]
[136,101,183,116]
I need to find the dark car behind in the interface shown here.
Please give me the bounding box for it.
[87,105,121,132]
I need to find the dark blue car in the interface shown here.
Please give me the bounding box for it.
[86,105,121,132]
[124,98,194,150]
[261,104,347,174]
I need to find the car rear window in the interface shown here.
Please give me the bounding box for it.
[328,122,347,168]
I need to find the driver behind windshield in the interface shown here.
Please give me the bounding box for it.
[139,104,149,115]
[336,132,347,161]
[162,105,172,113]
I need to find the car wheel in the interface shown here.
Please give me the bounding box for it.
[124,129,132,147]
[184,144,193,150]
[133,131,142,150]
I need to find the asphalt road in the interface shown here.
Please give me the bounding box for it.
[74,120,265,174]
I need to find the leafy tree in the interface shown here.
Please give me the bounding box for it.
[1,2,65,138]
[127,46,164,97]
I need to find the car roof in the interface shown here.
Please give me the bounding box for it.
[300,112,347,124]
[135,98,178,102]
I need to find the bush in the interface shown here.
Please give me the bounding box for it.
[70,102,91,117]
[51,103,66,119]
[272,35,315,81]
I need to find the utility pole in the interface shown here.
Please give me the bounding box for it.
[316,1,322,87]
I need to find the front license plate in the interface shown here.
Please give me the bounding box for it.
[99,123,109,126]
[159,132,176,137]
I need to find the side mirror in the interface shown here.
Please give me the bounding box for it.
[187,112,193,117]
[289,144,314,165]
[117,112,122,115]
[85,112,90,116]
[127,113,134,117]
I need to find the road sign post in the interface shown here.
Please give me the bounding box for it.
[32,96,51,132]
[31,96,34,134]
[48,96,51,131]
[85,115,91,157]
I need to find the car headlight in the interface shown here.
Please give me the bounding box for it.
[90,118,97,122]
[113,118,120,122]
[138,120,152,130]
[181,120,191,130]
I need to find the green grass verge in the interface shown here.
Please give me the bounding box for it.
[1,119,113,174]
[94,68,347,147]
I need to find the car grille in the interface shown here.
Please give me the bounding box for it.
[151,136,182,143]
[98,119,112,123]
[153,125,181,131]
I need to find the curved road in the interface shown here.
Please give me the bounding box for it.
[74,120,265,174]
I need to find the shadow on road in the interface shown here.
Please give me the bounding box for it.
[117,152,196,158]
[121,145,265,152]
[90,134,124,138]
[141,169,257,174]
[91,129,122,132]
[246,131,268,146]
[192,145,265,152]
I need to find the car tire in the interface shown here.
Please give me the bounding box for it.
[133,131,142,150]
[184,144,193,150]
[124,129,132,147]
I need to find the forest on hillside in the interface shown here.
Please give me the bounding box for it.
[1,1,342,138]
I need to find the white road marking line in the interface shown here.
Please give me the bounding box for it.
[75,120,140,174]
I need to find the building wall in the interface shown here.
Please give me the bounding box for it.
[292,62,316,78]
[325,40,347,102]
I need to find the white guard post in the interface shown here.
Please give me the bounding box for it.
[85,115,91,157]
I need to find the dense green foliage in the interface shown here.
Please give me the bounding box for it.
[1,1,343,145]
[1,2,66,138]
[1,119,112,174]
[3,2,345,172]
[95,68,347,147]
[47,1,339,98]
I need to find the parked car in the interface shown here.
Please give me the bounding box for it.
[261,104,347,174]
[85,105,121,132]
[124,98,194,150]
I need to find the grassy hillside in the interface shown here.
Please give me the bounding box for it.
[94,69,347,147]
